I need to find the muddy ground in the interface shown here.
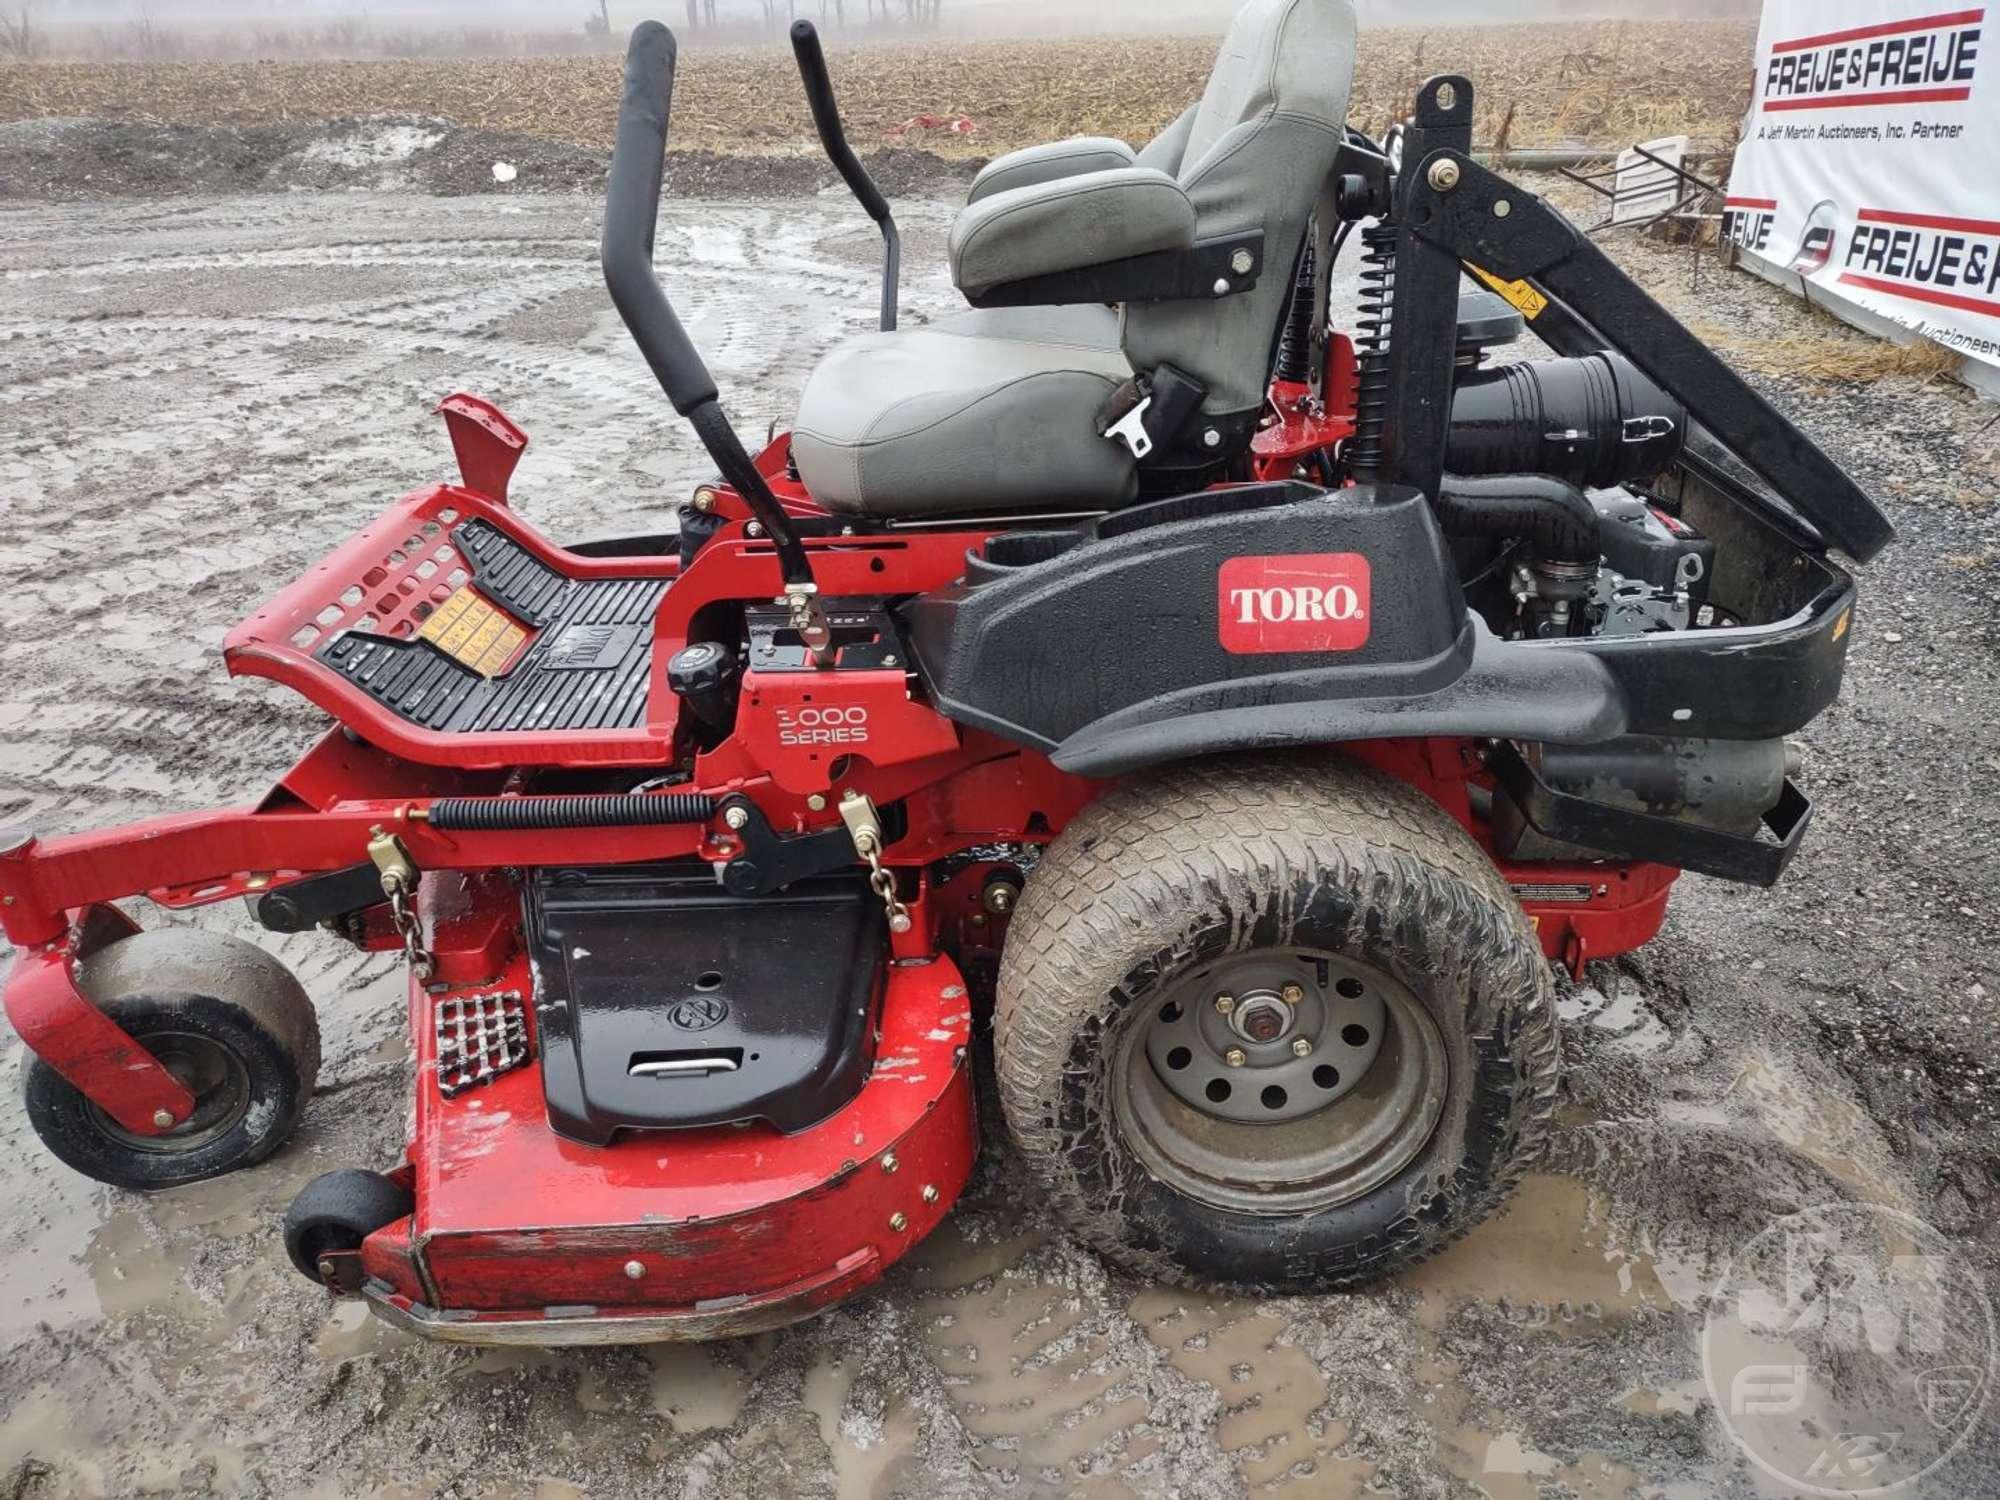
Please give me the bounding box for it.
[1,160,1998,1499]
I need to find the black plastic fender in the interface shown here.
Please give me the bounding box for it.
[900,482,1857,779]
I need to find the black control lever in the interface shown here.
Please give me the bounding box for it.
[601,22,816,587]
[789,20,901,332]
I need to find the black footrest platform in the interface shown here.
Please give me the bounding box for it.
[318,519,667,735]
[526,863,883,1143]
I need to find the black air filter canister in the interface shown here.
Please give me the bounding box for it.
[1445,351,1685,488]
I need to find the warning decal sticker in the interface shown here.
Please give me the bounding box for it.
[419,587,528,677]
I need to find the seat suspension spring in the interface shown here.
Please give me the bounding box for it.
[1348,221,1398,479]
[1272,230,1318,387]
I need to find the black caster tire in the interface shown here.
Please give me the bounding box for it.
[20,930,320,1192]
[994,754,1559,1293]
[284,1169,414,1284]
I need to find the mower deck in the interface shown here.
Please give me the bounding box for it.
[358,928,976,1344]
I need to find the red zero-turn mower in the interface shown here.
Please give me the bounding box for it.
[4,3,1893,1342]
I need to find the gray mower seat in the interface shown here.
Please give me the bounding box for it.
[790,0,1356,519]
[790,305,1137,519]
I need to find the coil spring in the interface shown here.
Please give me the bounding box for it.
[1348,221,1398,478]
[426,792,716,831]
[1273,232,1317,386]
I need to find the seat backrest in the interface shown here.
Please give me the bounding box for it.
[1123,0,1357,419]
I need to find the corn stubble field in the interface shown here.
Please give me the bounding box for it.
[0,21,1757,156]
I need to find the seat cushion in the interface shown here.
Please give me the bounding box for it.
[968,137,1136,204]
[791,306,1138,519]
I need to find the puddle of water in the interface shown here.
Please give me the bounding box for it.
[0,1155,113,1341]
[644,1343,753,1433]
[1404,1174,1690,1333]
[1446,1424,1652,1500]
[0,1382,250,1497]
[1560,974,1674,1057]
[1616,1378,1705,1417]
[802,1351,922,1500]
[1727,1050,1907,1207]
[314,1296,407,1364]
[898,1218,1151,1486]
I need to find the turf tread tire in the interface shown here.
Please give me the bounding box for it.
[994,753,1559,1291]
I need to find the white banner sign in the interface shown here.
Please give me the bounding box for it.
[1727,3,1999,382]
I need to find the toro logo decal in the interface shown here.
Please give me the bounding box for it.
[1217,554,1371,654]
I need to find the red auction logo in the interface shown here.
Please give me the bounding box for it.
[1762,8,1983,111]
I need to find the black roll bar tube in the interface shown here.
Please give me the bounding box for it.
[789,19,901,331]
[601,21,814,587]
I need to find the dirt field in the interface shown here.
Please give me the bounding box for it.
[0,160,1997,1497]
[0,20,1758,159]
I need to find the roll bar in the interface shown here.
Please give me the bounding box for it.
[789,20,900,331]
[601,21,813,587]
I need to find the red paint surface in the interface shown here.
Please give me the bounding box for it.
[436,393,527,504]
[363,881,976,1317]
[2,905,196,1133]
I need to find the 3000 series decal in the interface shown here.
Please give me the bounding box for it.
[774,704,871,746]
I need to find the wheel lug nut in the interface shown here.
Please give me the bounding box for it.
[1214,994,1235,1016]
[1291,1037,1313,1058]
[151,1108,175,1129]
[1281,983,1304,1005]
[1224,1047,1246,1067]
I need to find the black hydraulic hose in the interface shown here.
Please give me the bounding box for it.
[601,23,814,586]
[1436,472,1599,564]
[426,793,717,832]
[790,20,900,331]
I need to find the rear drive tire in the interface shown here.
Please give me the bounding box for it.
[285,1169,414,1284]
[994,754,1558,1291]
[20,930,320,1191]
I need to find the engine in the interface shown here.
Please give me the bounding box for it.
[1433,294,1714,643]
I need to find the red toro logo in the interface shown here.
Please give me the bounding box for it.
[1217,554,1371,654]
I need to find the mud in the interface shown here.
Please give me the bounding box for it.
[1,187,1998,1498]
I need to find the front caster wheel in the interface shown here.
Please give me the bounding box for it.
[994,754,1558,1292]
[285,1169,414,1286]
[20,930,321,1191]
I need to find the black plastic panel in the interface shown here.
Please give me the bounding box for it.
[454,518,577,626]
[901,483,1470,761]
[901,478,1857,778]
[316,523,667,734]
[1490,741,1811,887]
[527,864,882,1142]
